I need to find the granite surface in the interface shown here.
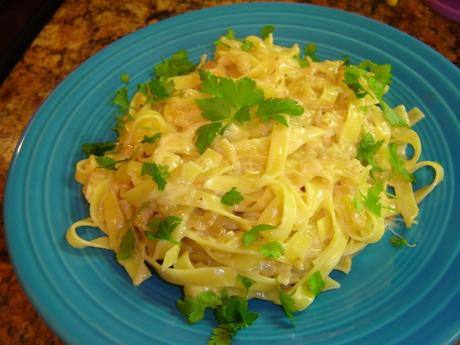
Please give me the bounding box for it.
[0,0,459,344]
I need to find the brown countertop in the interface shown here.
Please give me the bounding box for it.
[0,0,459,344]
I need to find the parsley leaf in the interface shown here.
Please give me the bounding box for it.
[221,187,244,206]
[120,73,130,83]
[155,49,196,78]
[149,76,174,101]
[241,40,254,52]
[233,106,250,123]
[242,224,275,247]
[295,55,308,68]
[357,132,384,172]
[364,183,384,216]
[113,87,130,114]
[380,99,409,127]
[141,162,170,191]
[82,142,115,157]
[177,290,260,345]
[256,98,304,126]
[259,241,284,259]
[344,61,408,127]
[196,97,233,121]
[177,291,219,324]
[224,28,236,40]
[96,155,118,170]
[390,235,416,248]
[238,275,255,291]
[214,294,259,333]
[307,271,325,296]
[195,122,223,154]
[208,324,234,345]
[142,133,162,144]
[388,143,415,182]
[116,229,135,260]
[144,216,182,244]
[260,25,274,39]
[304,43,319,62]
[279,289,296,319]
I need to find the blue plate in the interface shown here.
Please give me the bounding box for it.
[4,3,460,345]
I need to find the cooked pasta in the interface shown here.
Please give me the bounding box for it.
[67,29,444,320]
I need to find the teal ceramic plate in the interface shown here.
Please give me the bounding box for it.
[4,3,460,344]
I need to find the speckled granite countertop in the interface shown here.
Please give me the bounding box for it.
[0,0,458,344]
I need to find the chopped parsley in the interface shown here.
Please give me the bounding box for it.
[120,73,130,83]
[177,290,259,345]
[96,155,118,170]
[364,183,384,216]
[238,275,255,291]
[388,143,415,182]
[141,162,170,191]
[259,241,284,259]
[307,271,325,296]
[390,235,416,248]
[144,216,182,244]
[142,133,162,144]
[116,229,135,261]
[260,25,274,39]
[177,291,220,324]
[155,49,196,79]
[357,132,384,173]
[242,224,275,247]
[221,187,244,206]
[279,289,296,319]
[113,87,130,114]
[81,142,115,157]
[256,98,304,126]
[241,40,254,51]
[304,43,319,62]
[195,121,223,154]
[344,60,408,127]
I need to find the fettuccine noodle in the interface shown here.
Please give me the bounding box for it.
[67,31,444,313]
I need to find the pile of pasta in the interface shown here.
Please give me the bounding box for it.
[67,32,443,311]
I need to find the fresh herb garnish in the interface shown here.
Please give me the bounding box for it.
[211,294,259,345]
[279,289,296,319]
[155,49,196,79]
[195,70,303,153]
[195,121,223,154]
[177,291,259,345]
[242,224,275,247]
[241,40,254,52]
[304,43,319,62]
[256,98,304,126]
[144,216,182,244]
[390,235,416,248]
[260,25,274,39]
[177,291,220,324]
[259,241,284,259]
[142,133,162,144]
[307,271,325,296]
[141,162,170,191]
[81,142,115,157]
[221,187,244,206]
[344,60,408,127]
[116,229,135,260]
[96,155,118,170]
[113,87,130,114]
[120,73,130,83]
[388,143,415,182]
[238,275,255,291]
[364,183,384,216]
[357,132,384,173]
